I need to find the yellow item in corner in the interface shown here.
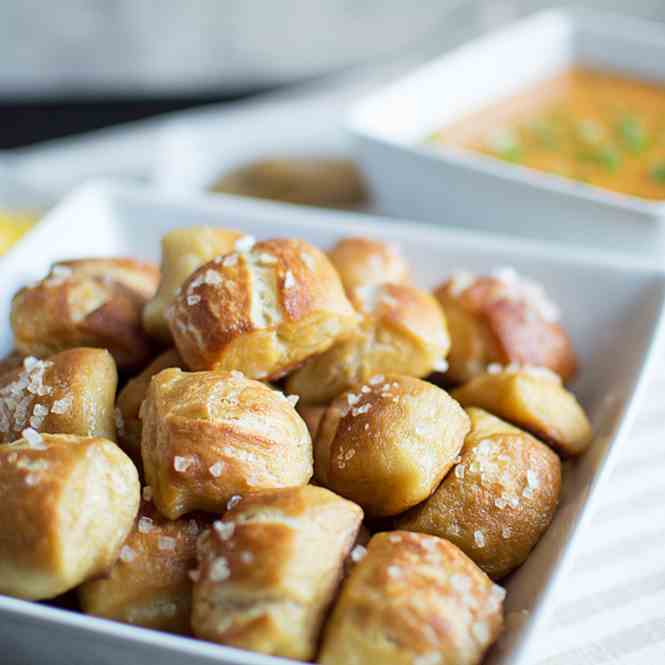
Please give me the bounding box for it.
[0,211,38,255]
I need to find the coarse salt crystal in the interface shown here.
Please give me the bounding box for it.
[258,253,277,265]
[522,486,534,499]
[209,461,224,478]
[433,359,449,373]
[501,526,512,539]
[119,545,136,563]
[351,404,370,417]
[283,270,295,289]
[454,464,465,480]
[23,356,39,371]
[22,428,44,448]
[386,565,402,579]
[350,545,367,562]
[240,551,254,564]
[51,395,73,415]
[204,269,223,285]
[474,530,486,548]
[346,393,360,406]
[25,473,40,486]
[210,557,230,582]
[235,235,255,252]
[227,495,242,511]
[187,294,201,306]
[527,469,539,488]
[388,534,402,543]
[369,375,384,385]
[138,516,154,534]
[486,363,503,375]
[158,536,176,551]
[173,455,194,473]
[213,521,235,540]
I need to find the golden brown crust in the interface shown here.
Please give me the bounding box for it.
[169,238,359,380]
[115,349,183,464]
[0,348,117,443]
[434,273,577,384]
[191,485,363,661]
[285,283,450,404]
[315,375,469,517]
[11,258,160,371]
[141,368,313,519]
[451,367,593,456]
[0,434,139,600]
[327,237,411,294]
[79,503,210,634]
[296,403,327,441]
[143,226,244,343]
[318,531,504,665]
[0,350,26,378]
[399,408,561,579]
[211,158,368,209]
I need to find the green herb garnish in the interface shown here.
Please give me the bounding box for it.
[617,115,648,153]
[577,145,622,173]
[650,162,665,184]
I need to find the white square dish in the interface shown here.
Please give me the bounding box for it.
[1,181,664,665]
[348,9,665,258]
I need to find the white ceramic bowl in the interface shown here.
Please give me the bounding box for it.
[1,182,664,665]
[348,9,665,258]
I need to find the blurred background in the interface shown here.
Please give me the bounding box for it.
[2,0,665,148]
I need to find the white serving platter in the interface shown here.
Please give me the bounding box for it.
[348,9,665,258]
[1,181,664,665]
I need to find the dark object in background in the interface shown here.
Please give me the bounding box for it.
[0,89,272,149]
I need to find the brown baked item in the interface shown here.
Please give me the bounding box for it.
[285,283,450,404]
[451,365,593,456]
[318,531,504,665]
[433,267,576,384]
[10,258,159,371]
[168,238,359,380]
[315,375,469,517]
[211,157,368,209]
[141,368,312,519]
[143,226,244,343]
[296,402,327,440]
[0,433,139,600]
[191,485,363,661]
[115,348,183,464]
[399,408,561,579]
[79,503,209,634]
[0,350,26,377]
[327,236,411,294]
[0,348,117,444]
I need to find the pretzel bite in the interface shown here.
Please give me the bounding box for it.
[141,368,312,519]
[191,485,363,660]
[285,283,450,404]
[433,267,576,384]
[143,226,244,343]
[79,504,208,634]
[115,349,183,464]
[315,375,469,517]
[0,434,139,600]
[327,237,411,293]
[211,157,368,209]
[399,408,561,579]
[11,258,160,371]
[168,238,359,380]
[318,531,504,665]
[296,402,327,440]
[0,350,26,378]
[451,365,592,456]
[0,348,117,444]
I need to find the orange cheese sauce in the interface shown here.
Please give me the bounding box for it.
[430,67,665,200]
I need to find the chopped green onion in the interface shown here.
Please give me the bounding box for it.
[650,162,665,184]
[577,145,622,173]
[617,115,648,153]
